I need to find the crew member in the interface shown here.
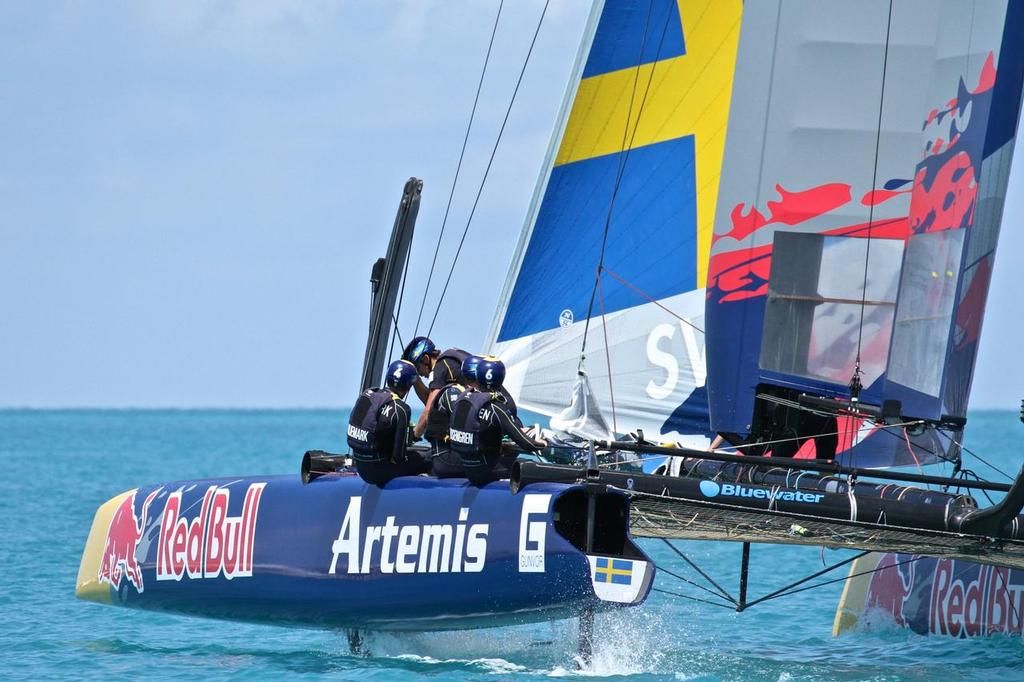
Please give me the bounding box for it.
[347,359,431,486]
[448,357,546,485]
[403,336,471,438]
[429,354,481,478]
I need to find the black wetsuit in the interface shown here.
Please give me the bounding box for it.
[347,388,431,486]
[429,383,467,478]
[449,389,544,485]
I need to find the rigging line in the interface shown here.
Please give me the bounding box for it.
[579,0,666,363]
[852,0,894,384]
[596,418,930,467]
[740,550,870,610]
[953,439,1014,481]
[596,274,618,433]
[655,562,736,605]
[660,539,738,606]
[601,267,704,334]
[745,555,923,609]
[651,587,736,610]
[426,0,551,337]
[414,0,504,336]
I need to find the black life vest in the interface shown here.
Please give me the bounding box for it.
[425,382,464,442]
[347,388,400,463]
[449,389,501,466]
[434,348,470,386]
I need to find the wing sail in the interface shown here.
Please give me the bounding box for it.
[486,0,743,443]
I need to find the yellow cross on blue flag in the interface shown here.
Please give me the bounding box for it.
[594,557,633,585]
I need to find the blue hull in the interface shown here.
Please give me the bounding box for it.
[76,473,654,631]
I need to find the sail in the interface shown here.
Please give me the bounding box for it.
[485,0,743,443]
[705,0,1024,466]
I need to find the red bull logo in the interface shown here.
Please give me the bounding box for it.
[930,559,1024,637]
[864,554,1024,637]
[98,490,159,593]
[156,482,265,581]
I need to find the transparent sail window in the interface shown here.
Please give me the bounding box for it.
[760,232,904,387]
[886,229,965,397]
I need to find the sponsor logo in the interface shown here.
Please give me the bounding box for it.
[929,559,1024,637]
[698,480,823,504]
[559,309,573,327]
[347,424,370,442]
[329,497,488,574]
[156,483,265,582]
[449,428,474,445]
[518,494,551,572]
[98,490,159,593]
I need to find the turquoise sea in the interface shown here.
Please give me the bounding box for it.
[2,409,1022,680]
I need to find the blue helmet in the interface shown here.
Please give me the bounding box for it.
[476,356,505,391]
[385,359,418,393]
[403,336,436,365]
[460,354,482,384]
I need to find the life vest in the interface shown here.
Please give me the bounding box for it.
[425,382,464,442]
[434,348,470,386]
[347,388,400,463]
[449,389,500,466]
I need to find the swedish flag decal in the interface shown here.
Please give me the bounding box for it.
[594,557,634,585]
[587,554,652,605]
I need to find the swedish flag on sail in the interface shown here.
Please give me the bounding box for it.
[594,557,634,585]
[496,0,742,342]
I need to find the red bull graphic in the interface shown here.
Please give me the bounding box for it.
[863,553,1024,637]
[156,482,265,581]
[98,490,159,593]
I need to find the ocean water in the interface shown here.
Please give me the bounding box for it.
[2,409,1022,681]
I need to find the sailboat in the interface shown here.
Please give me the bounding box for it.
[76,0,1024,645]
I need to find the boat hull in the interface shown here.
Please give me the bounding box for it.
[835,552,1024,637]
[76,473,653,631]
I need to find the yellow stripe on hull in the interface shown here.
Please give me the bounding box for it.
[832,552,886,635]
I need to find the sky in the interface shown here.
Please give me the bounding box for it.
[1,1,1022,410]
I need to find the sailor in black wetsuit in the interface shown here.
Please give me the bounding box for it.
[403,336,472,444]
[347,359,432,486]
[429,354,481,478]
[449,357,547,486]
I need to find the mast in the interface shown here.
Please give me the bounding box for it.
[359,177,422,392]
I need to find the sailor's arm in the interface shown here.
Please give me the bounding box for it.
[414,389,441,439]
[412,378,429,405]
[392,401,412,462]
[495,404,546,451]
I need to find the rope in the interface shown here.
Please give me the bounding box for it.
[660,539,738,606]
[414,0,504,336]
[601,267,704,334]
[744,554,923,608]
[426,0,551,336]
[595,418,929,467]
[655,562,736,605]
[596,274,618,433]
[651,587,736,610]
[851,0,893,391]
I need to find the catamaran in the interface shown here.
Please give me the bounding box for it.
[76,0,1024,648]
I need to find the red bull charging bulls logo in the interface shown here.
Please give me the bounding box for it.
[865,554,1024,637]
[157,482,265,581]
[98,490,159,593]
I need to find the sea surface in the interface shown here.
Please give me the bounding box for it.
[2,409,1022,681]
